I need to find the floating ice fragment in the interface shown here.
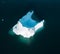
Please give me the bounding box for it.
[12,11,44,38]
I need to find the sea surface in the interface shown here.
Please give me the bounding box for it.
[0,0,60,54]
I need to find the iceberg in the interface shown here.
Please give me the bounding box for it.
[12,11,44,38]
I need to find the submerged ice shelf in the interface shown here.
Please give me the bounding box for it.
[12,11,44,38]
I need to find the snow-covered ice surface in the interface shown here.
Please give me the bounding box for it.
[12,11,44,38]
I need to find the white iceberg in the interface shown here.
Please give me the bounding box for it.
[12,11,44,38]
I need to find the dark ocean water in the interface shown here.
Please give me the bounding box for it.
[0,0,60,54]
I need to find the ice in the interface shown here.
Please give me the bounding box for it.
[12,11,44,38]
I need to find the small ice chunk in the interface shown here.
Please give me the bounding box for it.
[12,11,44,38]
